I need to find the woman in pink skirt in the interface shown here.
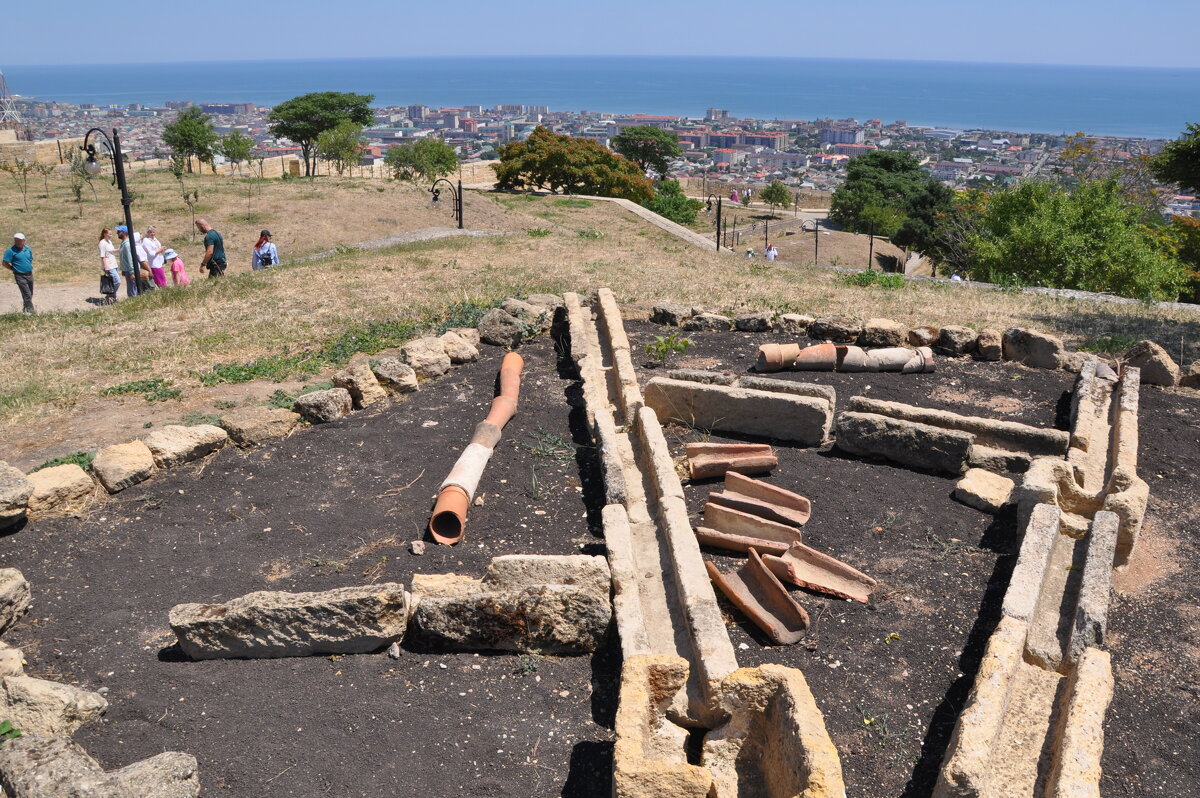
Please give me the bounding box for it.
[164,248,190,286]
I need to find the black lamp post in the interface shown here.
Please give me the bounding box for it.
[81,128,135,249]
[804,218,820,265]
[430,178,464,229]
[706,194,722,251]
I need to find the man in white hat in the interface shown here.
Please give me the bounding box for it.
[3,233,34,313]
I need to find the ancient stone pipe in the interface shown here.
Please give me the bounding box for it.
[756,342,934,373]
[428,352,524,545]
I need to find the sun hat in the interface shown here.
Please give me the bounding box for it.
[164,248,177,259]
[115,225,128,233]
[12,233,25,240]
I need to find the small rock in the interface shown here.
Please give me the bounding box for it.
[524,293,565,313]
[1062,351,1089,373]
[293,388,353,424]
[501,298,553,332]
[0,463,33,529]
[734,311,773,333]
[440,331,480,364]
[953,468,1015,513]
[0,640,23,677]
[372,358,419,394]
[0,675,108,737]
[936,325,978,356]
[332,362,388,408]
[449,327,481,348]
[976,329,1003,361]
[219,406,301,446]
[26,464,95,520]
[809,316,862,343]
[859,318,905,348]
[410,540,426,556]
[650,303,695,326]
[0,735,200,798]
[774,313,813,334]
[682,312,734,332]
[1002,327,1066,370]
[1124,340,1180,387]
[144,424,228,468]
[1180,359,1200,389]
[91,441,156,493]
[401,337,453,381]
[387,641,402,659]
[0,569,32,634]
[477,308,524,348]
[907,326,939,347]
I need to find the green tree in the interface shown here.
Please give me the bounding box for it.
[830,150,936,233]
[1150,123,1200,192]
[383,137,459,182]
[162,107,218,173]
[758,180,792,218]
[316,120,364,177]
[493,127,653,203]
[968,179,1188,300]
[268,91,375,177]
[893,180,955,252]
[610,126,682,176]
[220,130,254,175]
[0,158,35,211]
[858,203,907,238]
[646,179,703,225]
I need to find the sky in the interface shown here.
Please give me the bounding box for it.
[6,0,1199,68]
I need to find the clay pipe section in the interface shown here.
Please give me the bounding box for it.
[708,471,812,527]
[761,542,877,603]
[685,442,777,480]
[428,352,525,545]
[706,548,810,645]
[756,342,837,372]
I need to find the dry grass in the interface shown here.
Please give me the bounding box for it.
[1,181,1198,469]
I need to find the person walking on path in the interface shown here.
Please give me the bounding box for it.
[765,243,778,262]
[251,229,278,271]
[132,232,153,293]
[196,219,227,278]
[98,227,119,304]
[143,225,168,288]
[3,233,34,313]
[165,248,190,286]
[116,226,138,297]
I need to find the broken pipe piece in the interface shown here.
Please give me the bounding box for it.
[756,342,934,374]
[761,542,877,603]
[706,549,810,645]
[429,352,524,544]
[710,471,811,527]
[685,442,777,480]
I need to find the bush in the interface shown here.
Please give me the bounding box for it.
[646,180,704,226]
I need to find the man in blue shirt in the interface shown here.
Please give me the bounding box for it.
[3,233,34,313]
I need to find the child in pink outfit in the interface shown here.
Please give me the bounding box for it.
[164,248,190,286]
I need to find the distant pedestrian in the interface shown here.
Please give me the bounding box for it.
[731,189,740,204]
[98,227,119,304]
[143,225,168,287]
[164,248,190,286]
[746,246,755,259]
[765,243,778,262]
[950,270,964,282]
[3,233,34,313]
[132,232,154,293]
[195,219,227,278]
[116,226,139,297]
[251,229,278,271]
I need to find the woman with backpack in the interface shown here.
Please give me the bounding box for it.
[251,229,279,271]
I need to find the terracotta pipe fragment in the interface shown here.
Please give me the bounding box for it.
[706,548,810,644]
[685,442,777,480]
[720,472,812,526]
[703,502,805,547]
[429,352,525,545]
[695,526,792,557]
[756,342,837,372]
[761,542,877,603]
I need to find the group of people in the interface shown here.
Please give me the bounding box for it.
[745,243,779,260]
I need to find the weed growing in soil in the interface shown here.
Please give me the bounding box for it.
[309,558,347,573]
[516,652,542,675]
[911,530,985,559]
[841,270,905,289]
[526,228,552,238]
[437,299,493,333]
[30,450,94,472]
[525,428,574,463]
[0,720,22,742]
[1079,334,1141,355]
[100,378,182,402]
[577,228,605,240]
[554,198,593,208]
[181,412,221,426]
[645,332,692,366]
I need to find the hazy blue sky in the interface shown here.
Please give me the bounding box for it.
[6,0,1198,68]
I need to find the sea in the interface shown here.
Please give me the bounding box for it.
[6,56,1199,140]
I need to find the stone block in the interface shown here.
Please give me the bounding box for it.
[0,735,200,798]
[219,406,301,446]
[976,328,1002,361]
[372,357,419,394]
[1069,511,1118,663]
[477,308,524,348]
[0,569,31,635]
[1047,648,1113,798]
[953,468,1015,513]
[936,325,978,356]
[25,464,95,520]
[644,377,833,446]
[809,316,861,343]
[682,312,734,332]
[1180,359,1200,389]
[144,424,228,468]
[774,313,813,334]
[0,641,23,677]
[440,331,480,364]
[401,337,452,381]
[650,303,695,326]
[734,312,773,332]
[1002,327,1066,370]
[525,293,566,313]
[907,326,938,347]
[0,675,108,737]
[834,411,973,474]
[449,327,481,348]
[859,318,905,348]
[169,583,408,660]
[1124,339,1179,386]
[91,441,156,493]
[293,388,353,424]
[1001,503,1059,624]
[483,554,611,596]
[501,298,553,331]
[0,462,33,529]
[333,362,388,408]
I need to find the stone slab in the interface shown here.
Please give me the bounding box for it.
[834,411,973,475]
[953,468,1015,513]
[644,377,833,446]
[0,463,33,529]
[143,424,228,468]
[25,464,94,520]
[219,406,301,446]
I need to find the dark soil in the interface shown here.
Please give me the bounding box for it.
[1,317,1195,798]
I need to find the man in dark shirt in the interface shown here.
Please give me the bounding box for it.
[195,218,227,278]
[3,233,34,313]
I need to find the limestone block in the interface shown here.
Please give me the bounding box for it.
[91,441,156,493]
[663,369,737,386]
[650,303,696,326]
[774,313,813,334]
[1180,359,1200,389]
[1069,511,1118,663]
[372,357,419,394]
[0,641,23,677]
[25,464,95,520]
[0,675,108,737]
[1001,503,1060,624]
[168,583,408,660]
[219,406,300,446]
[682,312,734,332]
[0,735,200,798]
[976,328,1002,361]
[907,326,938,347]
[477,308,524,348]
[143,424,228,468]
[734,311,773,332]
[1003,327,1066,370]
[1047,648,1113,798]
[501,298,552,331]
[483,554,610,596]
[332,362,388,408]
[644,377,833,446]
[936,325,978,356]
[0,569,31,635]
[1124,339,1179,386]
[809,316,861,343]
[859,318,905,348]
[293,388,353,424]
[449,327,481,348]
[0,462,33,529]
[401,337,452,381]
[440,331,480,364]
[953,468,1015,513]
[834,411,973,475]
[524,293,566,313]
[107,751,201,798]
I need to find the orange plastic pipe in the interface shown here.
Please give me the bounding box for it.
[429,352,524,544]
